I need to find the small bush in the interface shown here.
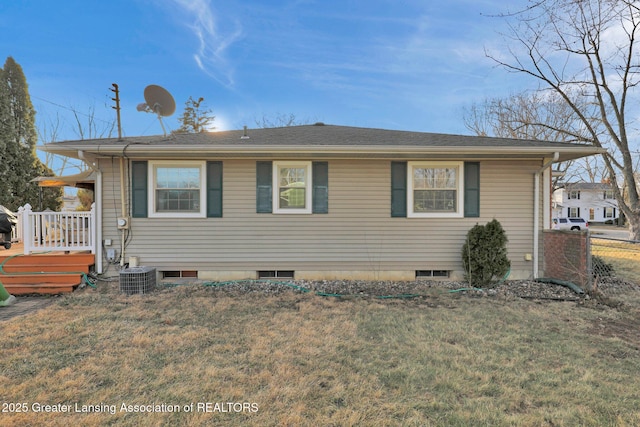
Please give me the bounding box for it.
[462,219,511,287]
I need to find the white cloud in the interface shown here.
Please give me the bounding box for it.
[169,0,243,88]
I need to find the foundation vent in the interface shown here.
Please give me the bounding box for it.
[257,270,295,279]
[415,270,450,279]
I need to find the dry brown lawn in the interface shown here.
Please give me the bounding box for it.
[1,281,640,426]
[591,238,640,284]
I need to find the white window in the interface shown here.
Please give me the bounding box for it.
[408,162,464,218]
[604,207,615,218]
[148,161,206,218]
[273,161,312,214]
[568,190,580,200]
[569,207,580,218]
[604,190,615,199]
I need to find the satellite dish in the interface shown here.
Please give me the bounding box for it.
[137,84,176,136]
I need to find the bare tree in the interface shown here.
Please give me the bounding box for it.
[72,104,116,140]
[254,113,315,128]
[38,112,79,176]
[38,103,115,175]
[487,0,640,239]
[464,91,607,188]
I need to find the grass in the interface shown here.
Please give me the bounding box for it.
[591,238,640,284]
[1,282,640,426]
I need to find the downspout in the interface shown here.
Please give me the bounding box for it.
[95,169,103,273]
[533,152,559,278]
[119,157,126,267]
[78,150,102,273]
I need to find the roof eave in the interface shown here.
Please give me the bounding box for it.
[39,143,603,162]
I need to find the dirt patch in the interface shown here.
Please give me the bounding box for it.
[590,316,640,349]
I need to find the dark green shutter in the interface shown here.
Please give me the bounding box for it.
[206,161,223,218]
[131,161,148,218]
[464,162,480,218]
[391,161,407,217]
[256,161,273,213]
[312,162,329,214]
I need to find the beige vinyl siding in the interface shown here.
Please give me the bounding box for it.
[98,158,541,279]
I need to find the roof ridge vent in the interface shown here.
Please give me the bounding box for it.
[240,125,250,139]
[313,122,325,126]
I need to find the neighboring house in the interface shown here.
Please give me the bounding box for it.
[552,182,619,224]
[41,124,600,281]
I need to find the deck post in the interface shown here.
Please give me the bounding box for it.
[22,204,32,255]
[90,203,96,254]
[14,206,24,243]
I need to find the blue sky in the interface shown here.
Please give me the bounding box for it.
[2,0,532,142]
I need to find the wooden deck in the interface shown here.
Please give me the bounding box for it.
[0,242,95,295]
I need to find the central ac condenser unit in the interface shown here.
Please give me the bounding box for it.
[119,266,156,295]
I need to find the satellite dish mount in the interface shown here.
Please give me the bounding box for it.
[137,85,176,136]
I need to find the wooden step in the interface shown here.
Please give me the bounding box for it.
[0,253,95,267]
[1,273,85,285]
[0,253,94,295]
[2,263,90,274]
[3,282,77,295]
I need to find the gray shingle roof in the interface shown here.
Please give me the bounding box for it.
[41,124,603,162]
[561,182,615,190]
[49,124,590,147]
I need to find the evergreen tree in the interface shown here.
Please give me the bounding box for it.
[174,96,215,133]
[461,219,511,287]
[0,69,10,204]
[0,56,60,211]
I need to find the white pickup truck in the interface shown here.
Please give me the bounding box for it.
[553,217,589,231]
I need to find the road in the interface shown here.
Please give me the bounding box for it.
[589,225,632,241]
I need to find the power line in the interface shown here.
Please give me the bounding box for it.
[32,95,116,126]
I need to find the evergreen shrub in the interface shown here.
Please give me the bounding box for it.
[462,219,511,286]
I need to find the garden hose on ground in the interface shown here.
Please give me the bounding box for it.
[0,253,96,289]
[160,279,484,299]
[534,278,585,295]
[158,270,586,300]
[160,279,425,299]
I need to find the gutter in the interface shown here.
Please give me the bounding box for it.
[533,152,559,278]
[41,143,601,162]
[78,150,103,274]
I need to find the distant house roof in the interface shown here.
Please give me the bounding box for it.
[560,182,616,191]
[40,124,603,162]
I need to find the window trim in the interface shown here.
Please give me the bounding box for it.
[148,160,207,218]
[407,161,464,218]
[273,161,313,214]
[604,206,615,218]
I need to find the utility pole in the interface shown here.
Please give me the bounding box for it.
[110,83,123,141]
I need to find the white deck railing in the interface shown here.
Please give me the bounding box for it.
[19,203,96,254]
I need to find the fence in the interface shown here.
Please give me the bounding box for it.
[543,230,640,296]
[19,203,96,254]
[590,236,640,300]
[543,230,591,289]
